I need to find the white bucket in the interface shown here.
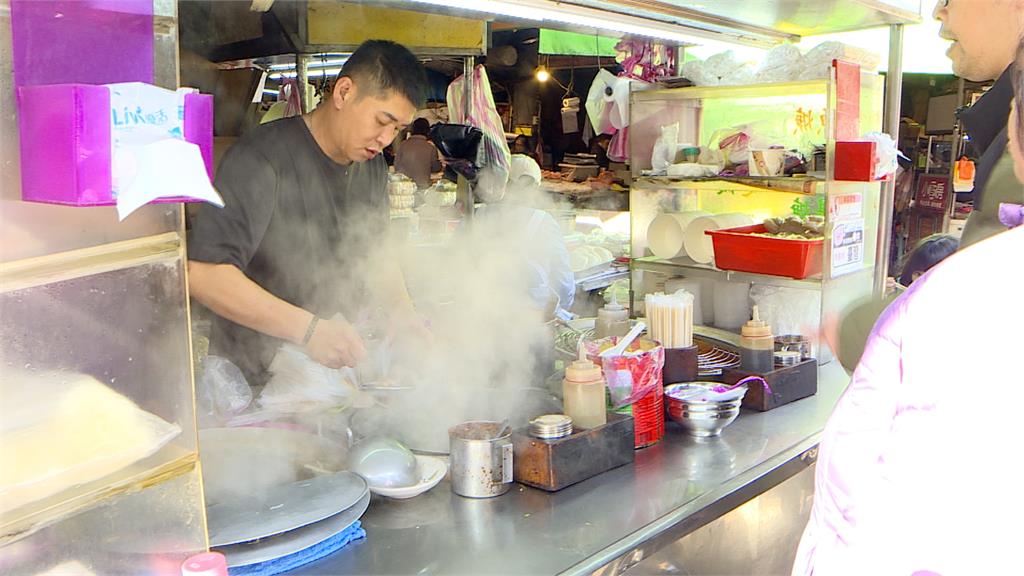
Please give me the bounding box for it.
[683,213,754,264]
[646,211,710,259]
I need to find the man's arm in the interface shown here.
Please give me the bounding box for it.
[189,262,366,368]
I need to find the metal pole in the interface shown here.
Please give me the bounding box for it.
[874,24,904,298]
[461,56,476,222]
[295,54,310,114]
[945,77,967,228]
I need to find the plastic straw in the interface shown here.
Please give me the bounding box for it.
[645,290,694,349]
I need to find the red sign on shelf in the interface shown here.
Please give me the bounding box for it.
[916,175,950,213]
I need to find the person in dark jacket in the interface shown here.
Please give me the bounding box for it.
[934,0,1024,248]
[394,118,442,189]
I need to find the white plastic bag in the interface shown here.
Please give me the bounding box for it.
[652,122,680,172]
[195,355,253,428]
[0,370,181,514]
[862,132,900,179]
[258,344,359,411]
[756,44,805,83]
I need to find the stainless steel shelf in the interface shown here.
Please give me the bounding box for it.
[631,256,823,291]
[633,176,825,196]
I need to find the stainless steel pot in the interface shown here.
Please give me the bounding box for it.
[448,421,513,498]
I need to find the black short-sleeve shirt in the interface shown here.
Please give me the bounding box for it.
[188,116,387,385]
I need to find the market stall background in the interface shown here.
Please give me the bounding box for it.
[0,0,961,574]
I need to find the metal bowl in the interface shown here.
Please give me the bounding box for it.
[347,437,419,488]
[670,407,740,437]
[664,383,744,437]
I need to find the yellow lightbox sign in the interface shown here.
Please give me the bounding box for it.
[307,2,486,53]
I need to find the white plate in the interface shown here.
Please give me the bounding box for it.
[369,455,447,499]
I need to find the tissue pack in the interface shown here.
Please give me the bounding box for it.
[16,83,213,206]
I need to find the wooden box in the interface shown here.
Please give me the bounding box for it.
[722,358,818,411]
[512,412,634,492]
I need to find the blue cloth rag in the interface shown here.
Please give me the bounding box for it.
[228,521,366,576]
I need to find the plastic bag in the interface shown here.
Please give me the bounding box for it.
[756,44,805,83]
[1,370,181,514]
[749,284,822,357]
[258,344,359,412]
[584,338,664,409]
[195,355,253,428]
[862,132,900,179]
[681,51,759,86]
[652,122,680,172]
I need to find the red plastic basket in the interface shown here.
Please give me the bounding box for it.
[705,224,824,279]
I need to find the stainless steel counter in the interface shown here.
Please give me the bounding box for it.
[292,362,849,575]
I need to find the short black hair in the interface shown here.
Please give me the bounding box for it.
[411,117,430,136]
[898,234,959,286]
[339,40,427,108]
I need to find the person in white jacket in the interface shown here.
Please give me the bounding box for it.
[791,36,1024,576]
[473,155,575,318]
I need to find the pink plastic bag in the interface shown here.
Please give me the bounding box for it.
[585,337,664,408]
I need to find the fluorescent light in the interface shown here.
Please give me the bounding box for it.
[402,0,746,49]
[269,67,343,80]
[268,57,349,72]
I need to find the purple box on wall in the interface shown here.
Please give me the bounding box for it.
[16,85,214,206]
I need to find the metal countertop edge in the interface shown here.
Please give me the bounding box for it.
[560,432,822,576]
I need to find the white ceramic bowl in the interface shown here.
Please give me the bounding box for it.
[369,455,448,499]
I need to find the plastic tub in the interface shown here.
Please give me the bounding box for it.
[706,224,824,279]
[683,213,754,264]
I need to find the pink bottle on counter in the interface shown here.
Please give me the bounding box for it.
[181,552,228,576]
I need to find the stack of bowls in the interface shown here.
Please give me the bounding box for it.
[664,383,746,438]
[529,414,573,440]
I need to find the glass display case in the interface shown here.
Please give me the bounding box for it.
[627,71,885,361]
[0,1,207,573]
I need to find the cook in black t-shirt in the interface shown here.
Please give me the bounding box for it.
[187,40,430,386]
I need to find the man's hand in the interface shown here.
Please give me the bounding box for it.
[305,317,368,369]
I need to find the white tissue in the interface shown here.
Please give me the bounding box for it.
[107,82,222,220]
[114,139,223,221]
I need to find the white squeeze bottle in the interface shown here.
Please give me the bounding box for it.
[595,292,630,339]
[562,344,608,430]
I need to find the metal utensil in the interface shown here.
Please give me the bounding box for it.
[347,437,419,488]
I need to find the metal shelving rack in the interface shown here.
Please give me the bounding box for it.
[627,73,887,361]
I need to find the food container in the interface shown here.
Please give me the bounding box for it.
[664,383,747,438]
[558,163,600,182]
[683,213,754,264]
[706,224,824,279]
[585,337,666,449]
[775,334,811,360]
[774,350,802,367]
[528,415,573,440]
[449,421,514,498]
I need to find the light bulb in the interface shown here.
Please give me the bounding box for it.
[535,68,550,82]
